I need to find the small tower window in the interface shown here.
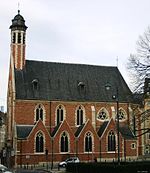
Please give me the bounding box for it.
[23,33,25,44]
[12,33,16,43]
[18,32,21,43]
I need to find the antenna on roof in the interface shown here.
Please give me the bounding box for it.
[18,1,20,14]
[116,57,118,67]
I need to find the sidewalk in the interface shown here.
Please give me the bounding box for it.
[50,169,66,173]
[14,167,66,173]
[14,164,66,173]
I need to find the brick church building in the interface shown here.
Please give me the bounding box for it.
[7,11,140,167]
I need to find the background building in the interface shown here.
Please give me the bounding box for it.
[141,78,150,156]
[0,109,7,164]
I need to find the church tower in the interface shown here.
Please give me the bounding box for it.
[9,10,27,70]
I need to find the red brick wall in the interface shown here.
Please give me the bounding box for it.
[14,100,129,127]
[13,100,138,165]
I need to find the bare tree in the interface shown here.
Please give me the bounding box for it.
[127,27,150,93]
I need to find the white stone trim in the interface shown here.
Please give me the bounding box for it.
[97,107,109,121]
[55,104,66,126]
[34,130,45,154]
[75,105,86,127]
[34,103,46,124]
[59,131,70,153]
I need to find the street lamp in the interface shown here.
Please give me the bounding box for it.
[105,83,120,164]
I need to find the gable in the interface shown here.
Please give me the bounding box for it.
[75,119,99,139]
[51,120,75,139]
[15,60,132,102]
[98,118,116,139]
[28,120,51,139]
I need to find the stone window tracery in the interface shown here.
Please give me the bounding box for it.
[118,108,126,121]
[34,104,45,123]
[60,131,69,153]
[108,130,116,152]
[35,132,44,153]
[56,105,65,125]
[85,132,93,152]
[97,108,109,121]
[76,105,85,126]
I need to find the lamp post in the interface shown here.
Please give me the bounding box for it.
[75,137,78,157]
[105,83,120,164]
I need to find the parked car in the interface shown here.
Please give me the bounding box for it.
[0,164,13,173]
[59,157,80,167]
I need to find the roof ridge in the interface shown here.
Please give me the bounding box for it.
[26,59,117,69]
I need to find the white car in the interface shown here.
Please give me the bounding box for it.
[0,164,13,173]
[59,157,80,167]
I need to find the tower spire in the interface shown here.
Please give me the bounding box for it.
[9,11,28,70]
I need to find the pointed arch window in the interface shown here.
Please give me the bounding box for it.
[76,105,84,126]
[35,104,45,122]
[56,105,64,125]
[60,132,69,152]
[36,132,44,153]
[85,132,92,152]
[36,105,43,121]
[108,131,116,152]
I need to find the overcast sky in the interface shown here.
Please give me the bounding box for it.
[1,0,150,109]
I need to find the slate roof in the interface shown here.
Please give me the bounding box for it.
[119,125,136,140]
[16,125,34,139]
[97,121,109,137]
[51,122,62,137]
[75,123,85,137]
[97,121,135,140]
[15,60,133,102]
[132,93,143,106]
